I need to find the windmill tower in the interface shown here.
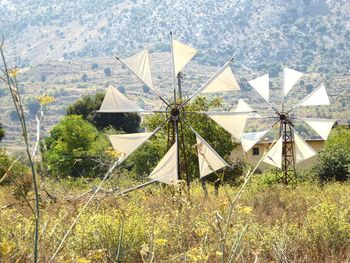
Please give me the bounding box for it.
[98,32,248,189]
[238,67,336,184]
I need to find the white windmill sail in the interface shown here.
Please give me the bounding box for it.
[248,74,269,102]
[192,128,229,178]
[263,136,283,168]
[297,83,330,106]
[121,49,154,90]
[108,132,153,158]
[172,39,197,75]
[293,129,317,164]
[284,67,303,96]
[206,100,253,140]
[99,86,141,112]
[149,142,178,185]
[240,129,270,152]
[303,118,336,140]
[235,99,262,118]
[200,66,240,93]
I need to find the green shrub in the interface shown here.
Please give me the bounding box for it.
[316,127,350,181]
[42,115,112,178]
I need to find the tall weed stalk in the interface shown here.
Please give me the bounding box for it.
[0,35,40,263]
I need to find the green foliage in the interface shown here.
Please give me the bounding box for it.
[129,97,238,183]
[67,92,140,133]
[316,127,350,181]
[0,123,4,142]
[42,115,111,178]
[0,149,28,185]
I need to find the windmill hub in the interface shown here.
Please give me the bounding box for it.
[280,114,287,121]
[171,107,180,117]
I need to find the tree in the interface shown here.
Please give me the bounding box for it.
[26,98,40,116]
[142,84,150,93]
[10,110,19,121]
[66,92,140,132]
[81,73,88,82]
[42,115,111,178]
[316,127,350,182]
[117,85,126,94]
[0,122,4,142]
[128,97,240,183]
[104,67,112,77]
[91,63,99,70]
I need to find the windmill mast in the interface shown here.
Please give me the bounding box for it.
[279,113,296,184]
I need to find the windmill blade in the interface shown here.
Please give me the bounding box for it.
[98,86,142,112]
[295,83,330,107]
[119,49,154,91]
[172,39,197,76]
[117,50,170,106]
[200,66,240,94]
[235,99,262,118]
[191,127,229,178]
[284,67,303,96]
[248,74,269,103]
[181,58,236,106]
[262,136,283,168]
[108,132,154,159]
[149,142,178,185]
[206,103,251,140]
[240,129,271,152]
[302,118,336,140]
[293,128,317,164]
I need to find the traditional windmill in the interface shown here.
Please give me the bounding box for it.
[98,33,251,189]
[236,67,336,184]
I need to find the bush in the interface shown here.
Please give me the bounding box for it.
[42,115,112,178]
[316,127,350,181]
[104,67,112,77]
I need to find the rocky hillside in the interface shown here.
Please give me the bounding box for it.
[1,0,350,75]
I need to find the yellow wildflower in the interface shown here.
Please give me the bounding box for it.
[37,94,55,106]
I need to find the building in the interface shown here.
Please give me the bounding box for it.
[232,138,325,171]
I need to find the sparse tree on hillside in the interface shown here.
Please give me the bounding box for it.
[27,98,40,116]
[0,122,4,142]
[104,67,111,77]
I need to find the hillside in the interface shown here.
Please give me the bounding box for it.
[0,0,350,74]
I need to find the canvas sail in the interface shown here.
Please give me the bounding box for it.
[99,86,141,112]
[303,118,336,140]
[284,67,303,96]
[263,136,283,168]
[149,142,178,185]
[297,83,330,106]
[108,132,153,158]
[248,74,269,102]
[121,49,154,91]
[193,128,229,178]
[172,39,197,75]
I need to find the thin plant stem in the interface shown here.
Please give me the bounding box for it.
[0,37,40,263]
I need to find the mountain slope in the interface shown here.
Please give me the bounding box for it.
[1,0,350,75]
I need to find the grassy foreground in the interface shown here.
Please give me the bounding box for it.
[1,174,350,262]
